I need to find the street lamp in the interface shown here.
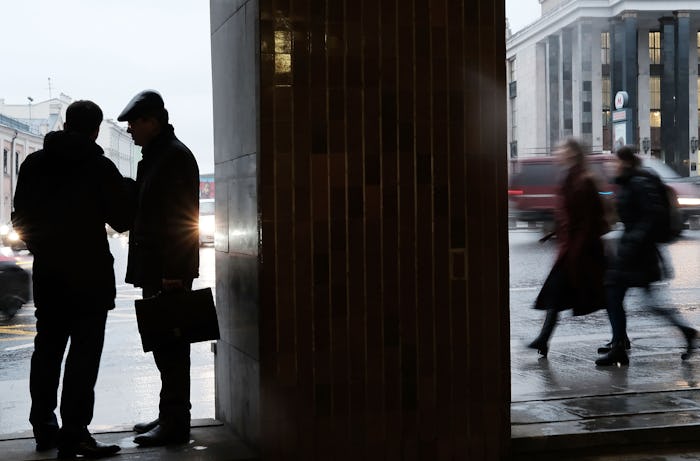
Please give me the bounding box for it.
[642,137,650,155]
[27,96,33,121]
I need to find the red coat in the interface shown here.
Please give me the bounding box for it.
[535,165,608,315]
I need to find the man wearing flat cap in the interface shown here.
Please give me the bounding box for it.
[118,90,200,446]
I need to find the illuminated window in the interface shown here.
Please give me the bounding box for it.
[601,32,610,65]
[650,75,661,128]
[649,31,661,65]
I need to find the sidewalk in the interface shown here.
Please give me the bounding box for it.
[0,419,258,461]
[512,328,700,459]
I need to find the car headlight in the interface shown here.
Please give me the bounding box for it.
[677,197,700,206]
[199,216,215,234]
[8,231,20,242]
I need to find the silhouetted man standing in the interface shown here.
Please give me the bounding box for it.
[117,90,200,446]
[13,100,129,458]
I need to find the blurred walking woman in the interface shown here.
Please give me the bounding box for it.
[595,146,696,366]
[528,138,609,357]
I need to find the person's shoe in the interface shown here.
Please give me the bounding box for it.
[133,424,190,447]
[595,341,629,366]
[56,435,121,459]
[133,418,160,434]
[682,327,697,361]
[34,431,58,452]
[597,337,631,354]
[527,338,549,358]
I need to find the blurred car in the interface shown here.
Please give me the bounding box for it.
[0,254,30,320]
[0,224,27,251]
[508,153,700,228]
[199,198,215,246]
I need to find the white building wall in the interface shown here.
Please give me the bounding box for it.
[514,43,547,156]
[95,119,138,179]
[572,25,581,139]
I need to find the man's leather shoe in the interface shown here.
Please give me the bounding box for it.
[134,424,190,447]
[34,431,58,451]
[57,436,121,459]
[133,418,160,434]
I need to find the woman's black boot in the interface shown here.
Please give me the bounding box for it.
[682,327,697,360]
[527,338,549,358]
[528,309,557,358]
[597,336,631,354]
[595,341,629,366]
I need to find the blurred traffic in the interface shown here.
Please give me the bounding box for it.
[509,153,700,232]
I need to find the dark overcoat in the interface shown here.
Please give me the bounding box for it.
[535,164,608,315]
[605,167,664,287]
[12,131,132,309]
[125,124,200,287]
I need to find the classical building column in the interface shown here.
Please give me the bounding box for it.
[547,34,561,148]
[611,12,638,147]
[660,16,677,167]
[676,11,691,175]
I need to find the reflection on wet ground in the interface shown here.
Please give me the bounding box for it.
[511,228,700,458]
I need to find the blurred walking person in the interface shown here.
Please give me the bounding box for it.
[528,138,609,357]
[596,146,696,366]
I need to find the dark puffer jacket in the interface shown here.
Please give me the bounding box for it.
[12,131,132,309]
[125,124,199,287]
[606,167,665,287]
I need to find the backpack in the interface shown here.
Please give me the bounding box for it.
[643,171,682,243]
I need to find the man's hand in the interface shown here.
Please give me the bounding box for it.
[162,278,184,292]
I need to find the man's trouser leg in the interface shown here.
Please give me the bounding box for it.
[29,308,69,439]
[59,308,108,440]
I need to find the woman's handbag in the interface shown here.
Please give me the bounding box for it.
[135,287,220,352]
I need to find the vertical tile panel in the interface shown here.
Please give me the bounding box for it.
[252,0,511,459]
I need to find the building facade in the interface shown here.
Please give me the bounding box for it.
[97,119,140,178]
[507,1,700,176]
[0,117,43,224]
[0,94,138,179]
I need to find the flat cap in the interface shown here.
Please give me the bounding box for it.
[117,90,164,122]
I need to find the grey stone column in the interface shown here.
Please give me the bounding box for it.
[661,16,676,166]
[676,11,691,175]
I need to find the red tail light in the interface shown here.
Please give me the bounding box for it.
[508,189,523,196]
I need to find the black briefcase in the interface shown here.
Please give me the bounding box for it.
[135,287,220,352]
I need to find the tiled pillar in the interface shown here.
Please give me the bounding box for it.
[211,1,510,459]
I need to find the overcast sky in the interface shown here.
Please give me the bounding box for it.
[0,0,214,173]
[506,0,542,33]
[1,2,541,176]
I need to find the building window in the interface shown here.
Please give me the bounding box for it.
[14,152,19,175]
[602,77,611,124]
[601,32,610,65]
[2,149,6,175]
[649,31,661,65]
[650,76,661,128]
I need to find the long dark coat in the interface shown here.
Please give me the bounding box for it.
[535,164,608,315]
[125,124,200,288]
[12,131,132,309]
[605,167,664,287]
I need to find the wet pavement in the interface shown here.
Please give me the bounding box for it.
[5,230,700,459]
[511,226,700,459]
